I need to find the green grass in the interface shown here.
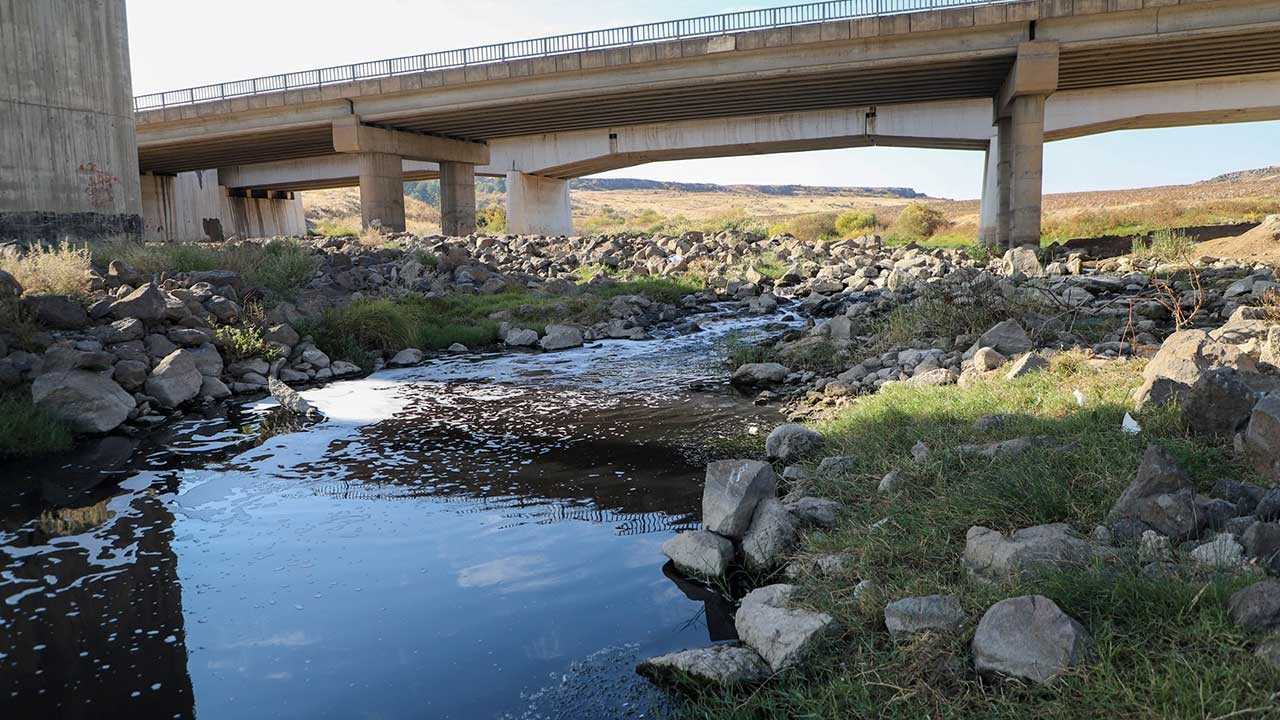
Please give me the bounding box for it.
[0,391,74,458]
[677,354,1278,719]
[92,238,318,300]
[310,275,702,362]
[310,218,361,237]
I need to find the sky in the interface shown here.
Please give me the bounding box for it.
[125,0,1279,200]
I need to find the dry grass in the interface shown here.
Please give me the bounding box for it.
[0,241,93,298]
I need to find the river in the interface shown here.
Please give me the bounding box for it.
[0,308,795,719]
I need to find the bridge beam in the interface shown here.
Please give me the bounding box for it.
[506,173,572,236]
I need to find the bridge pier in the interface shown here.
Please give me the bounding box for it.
[440,162,477,236]
[505,173,572,236]
[357,152,406,232]
[1008,95,1046,248]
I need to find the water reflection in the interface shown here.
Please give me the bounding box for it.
[1,309,796,719]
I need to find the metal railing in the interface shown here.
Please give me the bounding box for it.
[133,0,1012,111]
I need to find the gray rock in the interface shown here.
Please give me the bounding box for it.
[145,350,203,409]
[911,440,930,463]
[22,295,87,329]
[330,360,361,376]
[884,595,967,636]
[1243,522,1280,573]
[1134,329,1258,410]
[813,455,857,476]
[742,498,798,571]
[186,343,223,377]
[167,327,214,347]
[447,343,468,352]
[1108,445,1202,541]
[1005,352,1049,379]
[1139,530,1172,563]
[300,348,330,369]
[734,585,839,671]
[1214,479,1265,515]
[904,368,957,387]
[31,369,135,433]
[732,362,790,387]
[972,595,1092,684]
[200,376,232,400]
[970,320,1032,358]
[269,377,320,417]
[1190,535,1245,568]
[204,295,241,323]
[229,358,270,377]
[145,333,178,359]
[973,346,1006,371]
[765,424,821,464]
[1002,247,1044,278]
[1255,636,1280,669]
[1246,394,1280,478]
[702,460,778,539]
[661,530,733,578]
[1185,368,1257,437]
[112,359,148,391]
[263,323,300,347]
[390,348,424,367]
[637,645,771,687]
[1229,580,1280,631]
[964,523,1116,582]
[0,268,22,298]
[504,328,539,347]
[540,324,584,351]
[783,496,840,528]
[110,282,166,321]
[91,318,145,344]
[878,469,906,495]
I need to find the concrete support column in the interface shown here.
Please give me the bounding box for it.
[440,162,476,236]
[357,152,405,232]
[996,115,1013,249]
[1009,95,1046,248]
[505,172,572,236]
[978,137,1000,248]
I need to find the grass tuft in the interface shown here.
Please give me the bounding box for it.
[0,242,93,298]
[0,391,74,458]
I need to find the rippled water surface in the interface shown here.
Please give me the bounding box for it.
[1,310,793,719]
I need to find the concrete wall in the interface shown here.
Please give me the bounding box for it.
[0,0,142,242]
[141,171,306,242]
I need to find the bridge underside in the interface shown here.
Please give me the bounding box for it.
[134,0,1280,243]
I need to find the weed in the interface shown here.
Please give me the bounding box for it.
[0,391,74,458]
[835,210,878,236]
[0,242,93,298]
[887,203,948,244]
[216,325,281,362]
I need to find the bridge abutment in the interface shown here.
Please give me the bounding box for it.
[140,171,305,242]
[441,162,477,236]
[505,173,572,236]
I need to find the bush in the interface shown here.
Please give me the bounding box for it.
[835,210,878,236]
[888,202,948,243]
[311,218,360,237]
[477,204,506,233]
[1132,228,1196,263]
[772,212,839,242]
[216,325,281,362]
[0,241,93,298]
[239,239,318,299]
[0,391,73,458]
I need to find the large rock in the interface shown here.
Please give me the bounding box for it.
[31,370,135,433]
[540,324,584,351]
[0,268,22,298]
[1002,247,1044,278]
[972,595,1092,684]
[1004,352,1049,380]
[783,496,840,529]
[637,645,771,688]
[883,595,967,636]
[1184,368,1257,437]
[1242,522,1280,573]
[731,362,790,387]
[91,318,145,344]
[269,377,320,417]
[21,295,87,329]
[662,530,733,578]
[968,320,1032,358]
[734,585,839,672]
[702,460,778,539]
[145,349,204,409]
[1134,329,1258,409]
[110,282,167,321]
[765,424,822,464]
[186,343,223,377]
[390,348,424,367]
[504,328,539,347]
[1107,445,1202,541]
[1245,394,1280,477]
[964,524,1116,582]
[741,498,798,571]
[1228,580,1280,631]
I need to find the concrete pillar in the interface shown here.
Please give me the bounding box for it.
[440,162,477,236]
[358,152,405,232]
[978,138,999,248]
[996,115,1013,249]
[1009,95,1045,248]
[505,172,573,236]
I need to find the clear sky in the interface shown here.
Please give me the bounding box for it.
[125,0,1279,200]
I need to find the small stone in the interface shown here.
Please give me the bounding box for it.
[1189,535,1245,568]
[972,595,1092,684]
[783,496,840,529]
[268,377,321,417]
[813,455,857,476]
[765,424,822,464]
[637,645,771,688]
[884,595,967,637]
[661,530,733,579]
[878,470,905,496]
[1229,580,1280,631]
[910,440,929,464]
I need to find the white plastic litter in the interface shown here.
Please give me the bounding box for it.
[1073,390,1087,407]
[1122,412,1142,434]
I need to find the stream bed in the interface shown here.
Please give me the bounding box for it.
[1,309,795,719]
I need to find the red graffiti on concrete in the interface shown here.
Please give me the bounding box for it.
[79,163,121,208]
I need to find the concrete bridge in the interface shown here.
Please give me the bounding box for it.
[7,0,1277,246]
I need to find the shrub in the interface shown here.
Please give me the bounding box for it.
[0,391,74,458]
[311,218,360,237]
[92,240,221,274]
[0,241,93,298]
[888,202,948,243]
[240,239,318,299]
[1132,228,1197,263]
[835,210,878,236]
[774,212,840,243]
[477,204,507,233]
[216,325,281,362]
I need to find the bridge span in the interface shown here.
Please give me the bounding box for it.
[131,0,1280,244]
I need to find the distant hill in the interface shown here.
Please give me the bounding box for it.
[404,177,926,205]
[1203,166,1280,184]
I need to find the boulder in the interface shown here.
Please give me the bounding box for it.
[330,360,361,376]
[734,585,839,671]
[263,323,300,347]
[637,645,771,688]
[972,595,1092,684]
[22,295,87,329]
[973,346,1006,371]
[112,359,148,391]
[702,460,778,539]
[390,348,424,367]
[1134,329,1258,409]
[1242,522,1280,573]
[186,343,223,377]
[504,328,539,347]
[1107,445,1202,541]
[268,377,321,417]
[110,282,166,321]
[964,524,1116,582]
[31,370,135,433]
[883,595,967,636]
[200,376,232,400]
[1245,394,1280,477]
[742,498,798,571]
[540,324,584,351]
[145,350,204,409]
[783,496,840,528]
[1004,352,1049,380]
[0,268,22,298]
[91,318,145,344]
[1229,580,1280,631]
[1184,368,1257,437]
[731,362,790,387]
[969,320,1032,358]
[167,327,214,348]
[661,530,733,578]
[1002,247,1044,278]
[765,424,821,464]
